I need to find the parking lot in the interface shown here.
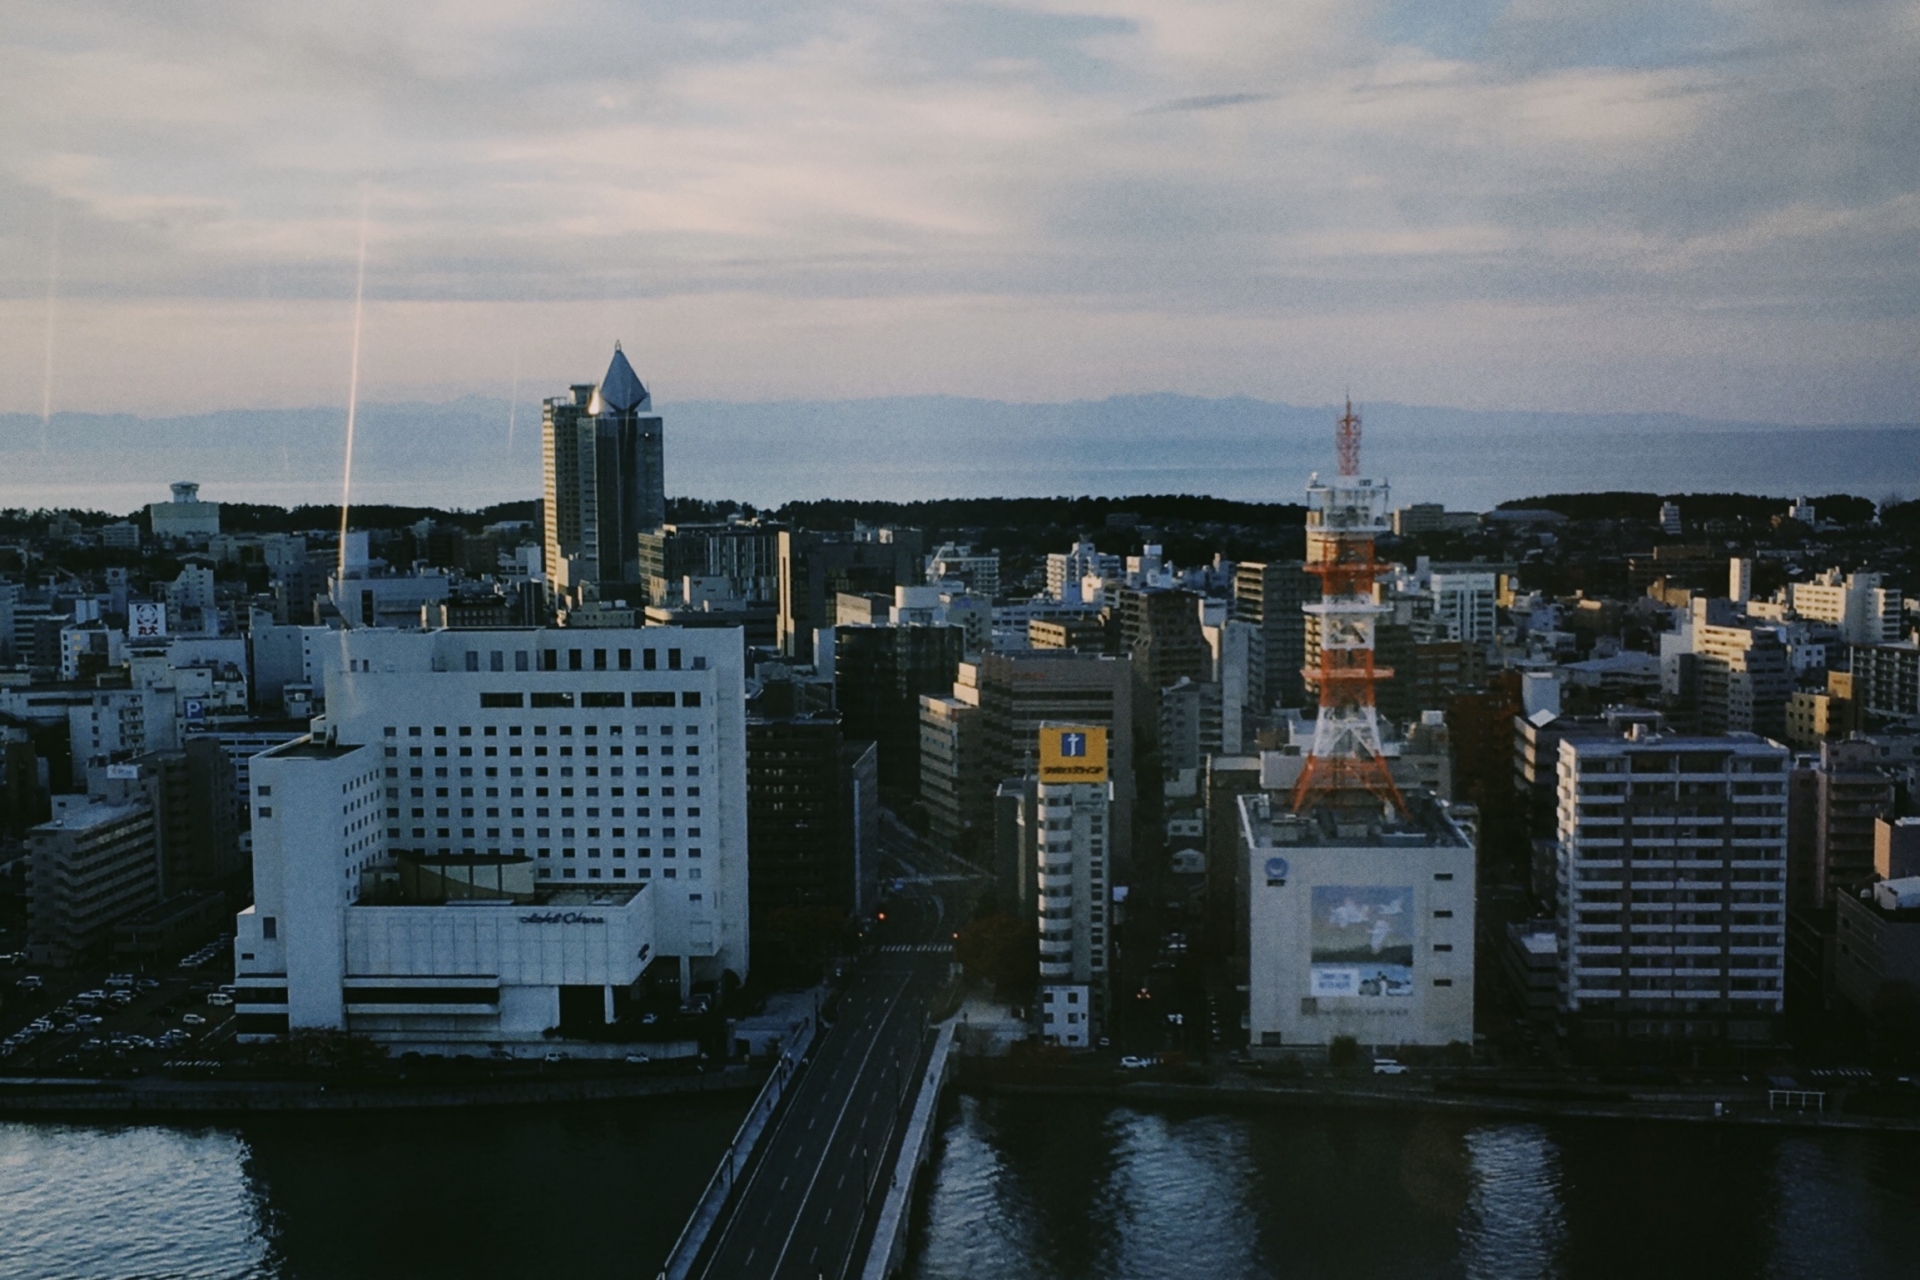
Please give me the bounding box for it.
[1,935,239,1075]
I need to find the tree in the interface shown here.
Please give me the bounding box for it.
[954,912,1037,1000]
[1328,1034,1361,1074]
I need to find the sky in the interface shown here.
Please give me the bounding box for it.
[2,1,1915,424]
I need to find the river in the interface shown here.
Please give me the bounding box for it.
[903,1095,1918,1280]
[1,1095,1913,1279]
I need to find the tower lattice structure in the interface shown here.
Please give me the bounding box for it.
[1290,400,1407,819]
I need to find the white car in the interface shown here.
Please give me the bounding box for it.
[206,993,234,1007]
[1120,1056,1155,1070]
[1372,1059,1410,1076]
[180,1013,208,1027]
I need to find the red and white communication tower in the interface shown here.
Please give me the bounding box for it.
[1291,399,1407,818]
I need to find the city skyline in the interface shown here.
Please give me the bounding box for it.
[3,2,1914,424]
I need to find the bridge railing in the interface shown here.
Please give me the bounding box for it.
[657,1009,819,1280]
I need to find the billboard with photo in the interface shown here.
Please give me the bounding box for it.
[1308,885,1415,998]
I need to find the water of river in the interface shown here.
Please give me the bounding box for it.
[0,1099,742,1280]
[904,1095,1918,1280]
[2,1095,1913,1280]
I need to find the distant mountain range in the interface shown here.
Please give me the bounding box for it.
[3,394,1912,515]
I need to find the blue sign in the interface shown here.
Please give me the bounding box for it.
[1264,856,1290,884]
[1059,732,1087,758]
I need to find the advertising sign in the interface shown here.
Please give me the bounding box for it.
[1038,724,1108,784]
[130,602,167,639]
[1309,885,1415,999]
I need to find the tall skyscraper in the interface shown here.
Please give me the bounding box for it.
[543,344,666,604]
[1031,724,1113,1048]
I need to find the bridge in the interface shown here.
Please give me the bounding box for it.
[664,886,954,1280]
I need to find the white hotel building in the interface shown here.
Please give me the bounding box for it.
[1555,731,1788,1048]
[233,627,748,1052]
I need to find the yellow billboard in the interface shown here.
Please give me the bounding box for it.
[1038,724,1108,784]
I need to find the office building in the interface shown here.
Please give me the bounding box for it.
[832,623,967,800]
[636,520,783,609]
[90,740,240,895]
[926,543,1001,601]
[231,625,748,1050]
[777,526,924,663]
[1241,789,1476,1056]
[1114,586,1210,693]
[1391,504,1478,537]
[1555,732,1789,1049]
[919,693,979,854]
[542,344,666,604]
[1232,561,1314,711]
[27,799,161,967]
[746,698,878,928]
[1031,725,1113,1048]
[968,649,1136,884]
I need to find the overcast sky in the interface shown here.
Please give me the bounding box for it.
[3,1,1914,422]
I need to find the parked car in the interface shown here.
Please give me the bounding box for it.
[1372,1059,1410,1076]
[1120,1056,1154,1070]
[625,1053,652,1065]
[206,993,234,1007]
[180,1013,207,1027]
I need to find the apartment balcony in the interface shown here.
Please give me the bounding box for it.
[1039,937,1074,958]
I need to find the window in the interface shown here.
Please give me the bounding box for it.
[262,917,277,940]
[531,692,573,709]
[481,693,523,708]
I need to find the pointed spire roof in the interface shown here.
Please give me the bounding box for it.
[594,341,650,413]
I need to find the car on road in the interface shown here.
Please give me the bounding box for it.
[17,975,43,991]
[624,1053,652,1065]
[136,978,160,992]
[206,993,234,1007]
[1373,1059,1410,1076]
[180,1014,207,1027]
[543,1051,567,1063]
[1120,1056,1155,1070]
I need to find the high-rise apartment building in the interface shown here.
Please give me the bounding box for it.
[1429,571,1497,645]
[1555,732,1788,1048]
[542,345,665,604]
[1030,724,1113,1048]
[636,520,783,609]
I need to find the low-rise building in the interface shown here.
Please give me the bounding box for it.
[1241,790,1476,1058]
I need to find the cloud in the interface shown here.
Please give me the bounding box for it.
[0,0,1912,424]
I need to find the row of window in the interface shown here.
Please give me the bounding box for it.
[456,646,697,673]
[387,722,699,736]
[479,690,701,709]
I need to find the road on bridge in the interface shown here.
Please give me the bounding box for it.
[691,889,949,1280]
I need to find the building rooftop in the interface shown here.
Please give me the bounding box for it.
[264,737,366,760]
[1239,789,1470,851]
[35,801,148,832]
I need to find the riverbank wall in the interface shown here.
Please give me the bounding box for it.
[957,1066,1920,1135]
[0,1066,766,1117]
